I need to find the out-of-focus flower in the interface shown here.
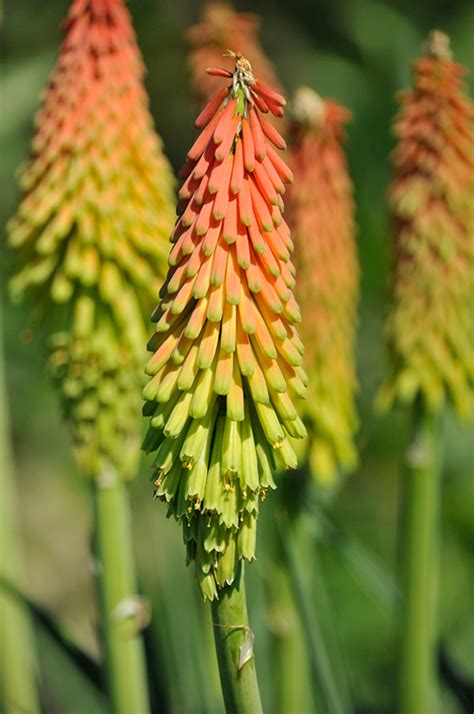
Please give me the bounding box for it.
[287,87,359,487]
[143,54,307,599]
[8,0,175,477]
[378,31,474,418]
[187,2,284,125]
[48,299,141,479]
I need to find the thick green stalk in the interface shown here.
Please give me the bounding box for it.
[0,318,40,714]
[93,472,150,714]
[270,556,312,714]
[399,403,441,714]
[210,566,263,714]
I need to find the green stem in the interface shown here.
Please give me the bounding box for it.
[0,317,40,714]
[210,565,263,714]
[270,553,312,714]
[399,403,441,714]
[93,471,150,714]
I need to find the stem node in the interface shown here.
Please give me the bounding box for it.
[211,566,262,714]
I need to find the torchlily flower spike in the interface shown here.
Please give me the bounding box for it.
[8,4,173,707]
[143,54,307,599]
[287,87,359,486]
[378,31,474,418]
[8,0,175,478]
[380,33,474,714]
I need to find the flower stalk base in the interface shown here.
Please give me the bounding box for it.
[399,403,441,714]
[211,566,263,714]
[0,323,40,714]
[93,471,150,714]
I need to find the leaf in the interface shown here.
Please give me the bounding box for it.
[0,577,103,691]
[277,512,350,714]
[238,626,255,672]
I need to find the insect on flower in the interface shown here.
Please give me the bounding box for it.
[187,1,285,128]
[143,52,307,599]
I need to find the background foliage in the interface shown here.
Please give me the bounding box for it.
[2,0,474,711]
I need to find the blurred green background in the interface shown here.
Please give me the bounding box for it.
[2,1,474,712]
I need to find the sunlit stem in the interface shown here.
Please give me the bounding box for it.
[399,401,441,714]
[93,470,150,714]
[211,565,263,714]
[0,315,40,714]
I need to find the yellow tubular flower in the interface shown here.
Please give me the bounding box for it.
[143,55,307,600]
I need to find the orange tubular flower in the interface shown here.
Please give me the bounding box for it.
[378,31,474,418]
[187,2,285,124]
[287,87,359,486]
[143,55,307,599]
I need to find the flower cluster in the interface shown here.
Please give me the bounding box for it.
[8,0,175,477]
[378,31,474,418]
[143,55,307,599]
[287,87,359,486]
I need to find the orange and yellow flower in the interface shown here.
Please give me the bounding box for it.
[8,0,175,478]
[378,31,474,418]
[143,55,307,599]
[287,87,359,486]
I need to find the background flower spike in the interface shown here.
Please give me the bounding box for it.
[143,54,307,599]
[378,31,474,714]
[378,30,474,419]
[7,0,176,480]
[7,2,176,712]
[287,86,359,488]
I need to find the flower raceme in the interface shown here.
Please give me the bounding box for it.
[287,87,359,486]
[143,55,307,599]
[378,31,474,418]
[8,0,175,478]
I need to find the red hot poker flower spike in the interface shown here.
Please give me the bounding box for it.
[378,31,474,418]
[287,87,359,487]
[7,0,175,479]
[143,54,306,600]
